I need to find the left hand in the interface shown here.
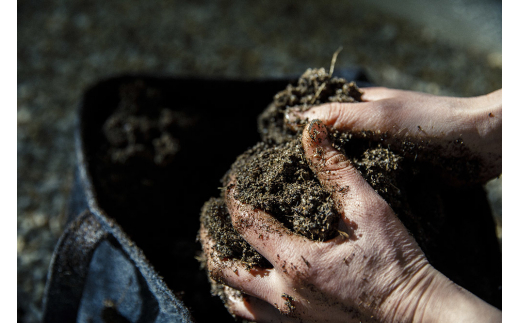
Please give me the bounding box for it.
[286,88,502,184]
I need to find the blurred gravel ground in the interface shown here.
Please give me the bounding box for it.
[17,0,501,322]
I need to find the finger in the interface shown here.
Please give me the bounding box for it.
[359,86,401,101]
[224,180,310,268]
[226,292,298,323]
[301,120,388,223]
[199,224,279,301]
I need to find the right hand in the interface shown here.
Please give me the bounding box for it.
[199,120,501,323]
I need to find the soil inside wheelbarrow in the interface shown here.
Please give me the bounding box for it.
[86,73,501,323]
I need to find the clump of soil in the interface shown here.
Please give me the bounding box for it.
[258,68,362,145]
[232,139,339,240]
[200,138,340,268]
[201,68,370,267]
[329,130,405,211]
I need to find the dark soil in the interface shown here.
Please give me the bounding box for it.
[199,69,502,309]
[102,80,196,167]
[230,139,339,242]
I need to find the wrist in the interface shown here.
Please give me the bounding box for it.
[378,263,501,323]
[380,264,501,323]
[377,263,437,323]
[412,268,501,323]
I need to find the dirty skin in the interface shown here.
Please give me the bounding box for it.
[198,67,472,316]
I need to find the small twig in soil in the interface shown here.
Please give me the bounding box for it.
[310,83,327,105]
[329,46,343,76]
[309,47,343,105]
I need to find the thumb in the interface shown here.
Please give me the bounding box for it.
[301,120,388,221]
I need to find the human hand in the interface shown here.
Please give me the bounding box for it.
[286,88,502,183]
[200,120,501,322]
[200,121,445,322]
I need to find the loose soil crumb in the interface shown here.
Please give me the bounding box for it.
[281,293,296,314]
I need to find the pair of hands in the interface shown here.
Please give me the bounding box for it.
[200,87,502,322]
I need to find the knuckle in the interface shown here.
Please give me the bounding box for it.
[328,103,351,128]
[308,103,344,126]
[315,152,352,179]
[359,193,391,216]
[323,152,349,171]
[326,102,344,122]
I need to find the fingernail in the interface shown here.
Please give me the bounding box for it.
[306,119,328,144]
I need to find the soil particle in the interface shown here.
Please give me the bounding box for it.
[281,293,296,314]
